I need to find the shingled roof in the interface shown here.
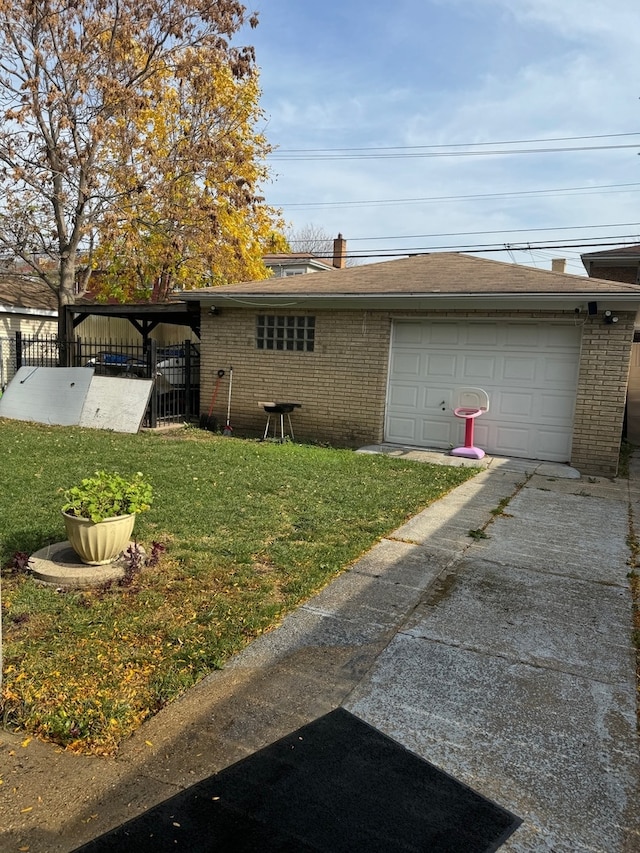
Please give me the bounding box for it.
[0,274,57,312]
[581,244,640,260]
[180,252,640,299]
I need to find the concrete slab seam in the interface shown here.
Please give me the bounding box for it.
[392,631,635,689]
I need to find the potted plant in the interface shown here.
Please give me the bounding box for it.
[61,470,153,565]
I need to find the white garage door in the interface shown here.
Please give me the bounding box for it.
[385,320,581,462]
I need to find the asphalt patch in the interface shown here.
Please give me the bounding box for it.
[73,708,521,852]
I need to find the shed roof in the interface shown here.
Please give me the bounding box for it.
[0,274,57,312]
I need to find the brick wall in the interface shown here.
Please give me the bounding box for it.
[586,265,639,284]
[571,311,635,476]
[200,307,635,475]
[200,309,391,445]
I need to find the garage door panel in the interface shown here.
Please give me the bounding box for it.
[505,325,542,347]
[394,323,425,345]
[425,388,452,409]
[428,324,462,345]
[545,325,580,349]
[386,416,418,441]
[494,425,532,455]
[466,324,499,346]
[388,384,419,408]
[501,356,537,382]
[420,419,453,443]
[496,392,534,417]
[467,422,489,446]
[391,352,421,376]
[543,356,580,384]
[425,354,458,378]
[462,355,495,381]
[536,428,573,457]
[386,321,580,462]
[540,393,575,420]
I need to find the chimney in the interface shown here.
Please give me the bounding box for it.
[551,258,566,274]
[333,233,346,269]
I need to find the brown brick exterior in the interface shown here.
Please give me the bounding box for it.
[585,265,639,285]
[201,309,391,446]
[200,307,635,476]
[571,311,635,476]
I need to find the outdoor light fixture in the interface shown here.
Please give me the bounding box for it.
[209,306,220,315]
[603,310,619,325]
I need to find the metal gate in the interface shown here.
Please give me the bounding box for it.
[14,332,200,427]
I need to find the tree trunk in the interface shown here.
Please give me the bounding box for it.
[57,262,77,365]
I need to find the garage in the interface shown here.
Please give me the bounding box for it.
[385,320,581,462]
[184,250,640,475]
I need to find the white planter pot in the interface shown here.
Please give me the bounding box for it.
[62,511,136,565]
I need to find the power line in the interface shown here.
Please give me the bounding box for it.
[288,221,640,245]
[354,221,640,243]
[270,143,640,162]
[276,182,640,211]
[275,132,640,154]
[338,235,640,261]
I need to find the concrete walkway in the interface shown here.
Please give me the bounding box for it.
[1,449,638,851]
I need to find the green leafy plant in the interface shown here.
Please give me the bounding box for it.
[61,470,153,523]
[490,496,512,517]
[468,528,489,540]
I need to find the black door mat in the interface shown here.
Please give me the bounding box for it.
[74,708,521,852]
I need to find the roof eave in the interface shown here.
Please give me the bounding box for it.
[189,291,640,312]
[0,304,58,317]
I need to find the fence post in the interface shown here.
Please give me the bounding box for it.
[15,331,22,371]
[183,339,192,420]
[147,339,158,428]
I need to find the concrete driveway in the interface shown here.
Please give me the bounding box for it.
[345,455,639,851]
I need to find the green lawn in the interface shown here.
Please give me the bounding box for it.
[0,420,477,754]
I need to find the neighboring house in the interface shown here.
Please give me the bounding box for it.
[0,274,57,388]
[263,253,336,277]
[264,235,347,277]
[581,244,640,284]
[179,252,640,476]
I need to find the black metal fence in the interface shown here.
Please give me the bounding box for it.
[14,332,200,427]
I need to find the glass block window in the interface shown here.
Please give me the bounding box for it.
[256,315,315,352]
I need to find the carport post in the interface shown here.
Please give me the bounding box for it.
[15,331,22,371]
[183,339,192,420]
[147,339,158,428]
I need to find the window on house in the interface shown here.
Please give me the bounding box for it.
[256,315,315,352]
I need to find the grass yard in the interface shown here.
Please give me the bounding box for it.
[0,420,477,754]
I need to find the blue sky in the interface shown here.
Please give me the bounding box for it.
[244,0,640,273]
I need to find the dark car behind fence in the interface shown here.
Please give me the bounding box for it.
[13,332,200,427]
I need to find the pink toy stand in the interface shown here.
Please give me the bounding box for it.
[451,407,485,459]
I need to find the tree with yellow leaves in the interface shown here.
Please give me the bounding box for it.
[0,0,286,337]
